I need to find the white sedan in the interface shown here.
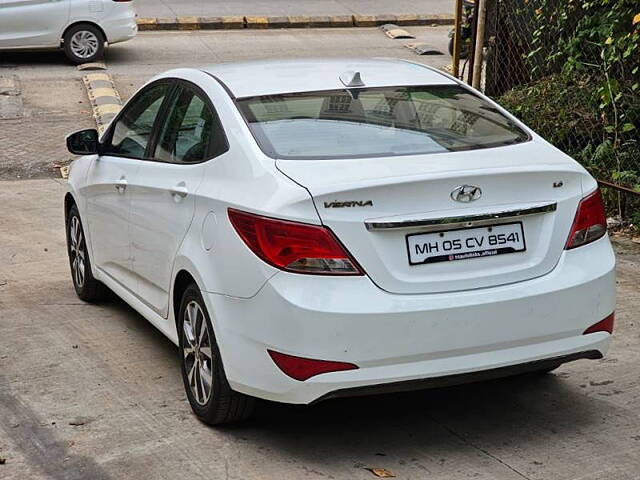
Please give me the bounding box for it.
[64,59,616,425]
[0,0,136,63]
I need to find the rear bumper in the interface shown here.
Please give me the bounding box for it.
[205,236,615,404]
[314,349,602,403]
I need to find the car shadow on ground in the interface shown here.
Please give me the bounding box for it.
[0,44,137,68]
[0,50,71,67]
[233,374,603,469]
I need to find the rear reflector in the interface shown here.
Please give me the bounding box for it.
[565,189,607,249]
[228,208,363,275]
[268,350,358,381]
[583,312,615,335]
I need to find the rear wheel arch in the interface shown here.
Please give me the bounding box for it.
[173,270,199,328]
[60,21,108,46]
[64,193,77,224]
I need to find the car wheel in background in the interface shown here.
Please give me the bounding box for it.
[448,36,470,59]
[63,23,105,64]
[178,283,256,425]
[66,205,106,302]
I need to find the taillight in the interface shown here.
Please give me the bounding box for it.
[565,189,607,249]
[583,312,614,335]
[228,209,363,275]
[268,350,358,381]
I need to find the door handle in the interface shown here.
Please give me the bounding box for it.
[170,184,188,199]
[115,178,127,194]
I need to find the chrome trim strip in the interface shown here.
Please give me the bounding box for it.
[365,202,557,231]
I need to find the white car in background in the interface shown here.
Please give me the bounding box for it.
[64,59,616,425]
[0,0,136,63]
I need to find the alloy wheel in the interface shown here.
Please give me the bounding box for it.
[69,30,99,59]
[182,301,214,405]
[69,216,86,289]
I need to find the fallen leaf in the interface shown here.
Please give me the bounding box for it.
[633,13,640,25]
[367,468,395,478]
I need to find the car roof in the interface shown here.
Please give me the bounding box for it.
[199,58,457,98]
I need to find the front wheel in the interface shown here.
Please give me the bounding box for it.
[178,284,256,425]
[66,205,106,302]
[63,24,105,64]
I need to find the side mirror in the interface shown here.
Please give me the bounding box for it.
[66,129,99,155]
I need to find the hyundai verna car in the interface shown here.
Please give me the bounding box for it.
[64,59,616,425]
[0,0,136,64]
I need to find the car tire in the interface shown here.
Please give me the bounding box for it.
[63,23,105,64]
[66,205,107,302]
[178,283,256,425]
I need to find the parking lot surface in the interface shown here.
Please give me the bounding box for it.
[1,27,640,480]
[1,179,639,479]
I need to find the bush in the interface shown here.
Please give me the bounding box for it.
[496,0,640,219]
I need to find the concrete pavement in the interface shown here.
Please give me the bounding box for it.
[1,178,640,479]
[134,0,453,19]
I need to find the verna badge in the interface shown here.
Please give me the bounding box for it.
[451,185,482,203]
[324,200,373,208]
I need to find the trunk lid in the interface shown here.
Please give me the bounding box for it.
[276,141,590,294]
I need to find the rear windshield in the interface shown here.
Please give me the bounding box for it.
[237,85,529,160]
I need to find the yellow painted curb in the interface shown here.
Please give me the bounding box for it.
[287,16,311,27]
[177,16,200,30]
[137,17,158,31]
[221,16,244,29]
[134,14,452,30]
[328,15,353,27]
[353,15,376,27]
[246,16,269,28]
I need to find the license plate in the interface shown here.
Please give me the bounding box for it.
[406,222,526,265]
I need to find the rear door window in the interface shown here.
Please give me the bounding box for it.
[152,84,228,163]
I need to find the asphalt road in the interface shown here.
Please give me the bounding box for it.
[134,0,453,18]
[1,27,640,480]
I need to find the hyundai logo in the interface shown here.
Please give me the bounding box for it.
[451,185,482,203]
